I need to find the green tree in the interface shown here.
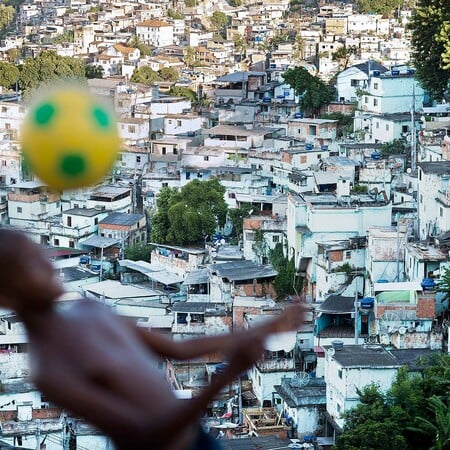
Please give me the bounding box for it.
[167,8,184,19]
[268,243,302,300]
[184,46,196,68]
[130,66,160,85]
[210,11,228,31]
[169,85,198,103]
[332,45,358,70]
[227,203,253,244]
[150,179,228,246]
[321,111,354,138]
[53,30,74,44]
[18,50,85,93]
[228,0,243,5]
[0,61,19,89]
[233,34,247,61]
[85,64,104,79]
[409,0,450,101]
[381,139,406,155]
[412,396,450,450]
[6,47,20,63]
[436,268,450,305]
[355,0,403,15]
[158,67,179,82]
[283,66,335,116]
[124,242,153,261]
[129,34,153,57]
[0,5,14,31]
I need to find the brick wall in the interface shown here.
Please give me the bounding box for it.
[329,250,343,262]
[417,294,436,319]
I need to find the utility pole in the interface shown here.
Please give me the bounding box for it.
[411,84,417,173]
[35,419,41,450]
[354,289,359,344]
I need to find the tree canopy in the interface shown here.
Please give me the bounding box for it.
[168,86,198,103]
[355,0,403,16]
[409,0,450,100]
[336,354,450,450]
[150,179,228,246]
[158,67,179,82]
[210,11,228,30]
[283,66,335,116]
[0,5,14,31]
[18,50,85,93]
[130,66,160,85]
[0,61,19,89]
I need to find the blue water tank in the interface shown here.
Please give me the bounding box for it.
[360,297,375,309]
[80,256,90,265]
[421,278,436,291]
[371,151,381,160]
[377,279,389,283]
[407,69,415,75]
[263,97,271,103]
[373,70,381,77]
[305,144,313,151]
[91,264,101,272]
[321,144,329,151]
[270,63,276,68]
[391,69,400,76]
[294,112,304,119]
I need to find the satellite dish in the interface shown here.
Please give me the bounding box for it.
[406,168,412,174]
[398,326,407,335]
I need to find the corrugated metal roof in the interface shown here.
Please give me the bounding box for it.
[80,236,121,248]
[100,212,144,226]
[183,268,209,285]
[209,260,277,281]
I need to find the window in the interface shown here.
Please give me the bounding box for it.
[177,120,182,127]
[162,147,166,155]
[136,156,141,163]
[54,239,60,246]
[364,96,368,103]
[95,218,98,225]
[128,125,135,133]
[376,121,379,129]
[173,148,178,155]
[373,98,378,106]
[273,235,279,243]
[204,156,209,161]
[1,160,6,166]
[420,194,423,203]
[309,125,317,136]
[402,125,409,133]
[386,124,389,131]
[350,79,358,87]
[162,182,168,187]
[69,241,75,248]
[337,403,341,413]
[345,250,351,259]
[440,207,443,217]
[338,369,342,379]
[373,82,378,89]
[67,216,72,227]
[16,206,22,213]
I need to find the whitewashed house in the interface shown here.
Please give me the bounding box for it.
[136,20,174,47]
[324,343,401,430]
[417,162,450,240]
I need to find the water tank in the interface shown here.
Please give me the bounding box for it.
[80,256,90,265]
[407,69,415,75]
[91,264,101,272]
[373,70,381,77]
[391,69,400,76]
[421,278,436,291]
[321,144,329,151]
[263,97,271,103]
[377,279,389,283]
[305,144,313,151]
[371,151,381,160]
[270,63,276,68]
[294,112,304,119]
[360,297,375,309]
[331,340,344,351]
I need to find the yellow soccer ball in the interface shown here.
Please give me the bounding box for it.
[20,87,121,191]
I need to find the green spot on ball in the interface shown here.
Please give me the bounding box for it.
[34,103,55,126]
[93,107,110,128]
[60,154,86,177]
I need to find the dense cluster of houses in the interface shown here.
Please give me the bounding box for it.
[0,0,449,448]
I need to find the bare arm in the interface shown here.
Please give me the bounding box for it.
[132,303,305,361]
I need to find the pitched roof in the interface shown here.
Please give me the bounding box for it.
[99,212,144,226]
[137,20,171,27]
[113,43,135,54]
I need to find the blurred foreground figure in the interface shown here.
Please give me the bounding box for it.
[0,230,304,450]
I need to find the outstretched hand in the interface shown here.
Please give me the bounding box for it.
[0,230,63,316]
